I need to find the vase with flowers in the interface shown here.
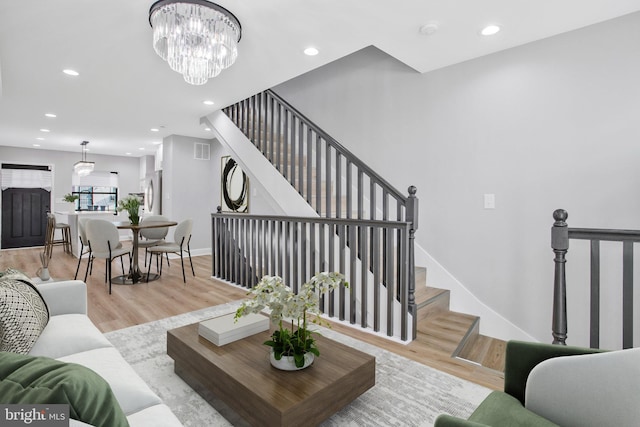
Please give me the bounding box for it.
[117,195,142,225]
[36,250,50,281]
[235,272,347,370]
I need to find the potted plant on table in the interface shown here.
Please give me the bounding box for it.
[235,272,347,370]
[117,195,142,225]
[63,193,79,211]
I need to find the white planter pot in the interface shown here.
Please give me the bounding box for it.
[269,350,314,371]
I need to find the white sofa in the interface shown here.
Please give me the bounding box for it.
[30,280,183,427]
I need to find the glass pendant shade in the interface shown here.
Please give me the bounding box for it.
[149,0,241,85]
[74,161,95,177]
[74,141,94,177]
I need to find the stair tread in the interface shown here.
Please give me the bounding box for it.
[414,285,450,323]
[457,334,507,372]
[417,311,479,355]
[231,108,508,374]
[415,286,448,305]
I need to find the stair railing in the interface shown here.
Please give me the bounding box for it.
[551,208,639,348]
[222,89,419,340]
[223,89,414,224]
[212,211,413,340]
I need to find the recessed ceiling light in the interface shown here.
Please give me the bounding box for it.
[204,127,211,131]
[304,47,319,56]
[480,25,501,36]
[152,141,162,145]
[33,144,41,147]
[139,147,145,151]
[419,23,439,36]
[40,128,50,132]
[126,152,132,155]
[44,113,57,118]
[36,137,45,141]
[150,128,159,132]
[203,100,214,106]
[63,69,79,76]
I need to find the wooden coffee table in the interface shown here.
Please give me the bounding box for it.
[167,322,375,427]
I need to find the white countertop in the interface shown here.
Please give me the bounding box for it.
[55,210,121,216]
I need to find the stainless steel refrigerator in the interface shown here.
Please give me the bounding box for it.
[141,170,162,215]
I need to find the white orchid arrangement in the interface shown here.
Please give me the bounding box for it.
[235,272,346,367]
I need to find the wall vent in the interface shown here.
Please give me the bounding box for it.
[194,142,210,160]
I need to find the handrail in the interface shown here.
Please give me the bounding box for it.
[212,211,415,341]
[222,90,417,224]
[567,228,640,241]
[551,208,637,349]
[264,89,407,203]
[213,210,412,228]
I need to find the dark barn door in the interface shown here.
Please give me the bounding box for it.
[1,164,51,249]
[1,188,50,249]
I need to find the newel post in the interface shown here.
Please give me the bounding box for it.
[551,209,569,345]
[212,206,223,278]
[406,186,419,339]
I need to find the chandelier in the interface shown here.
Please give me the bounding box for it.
[74,141,94,177]
[149,0,242,85]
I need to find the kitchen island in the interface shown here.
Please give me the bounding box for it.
[54,210,129,257]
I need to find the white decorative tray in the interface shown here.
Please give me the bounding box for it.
[198,312,269,346]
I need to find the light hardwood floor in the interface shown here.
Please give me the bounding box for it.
[1,245,504,390]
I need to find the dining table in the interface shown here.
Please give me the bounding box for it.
[112,220,178,284]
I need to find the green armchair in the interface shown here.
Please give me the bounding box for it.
[435,340,608,427]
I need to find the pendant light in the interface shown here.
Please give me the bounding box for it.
[74,141,94,177]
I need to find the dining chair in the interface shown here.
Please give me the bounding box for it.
[78,219,125,282]
[138,215,169,267]
[85,219,131,294]
[74,217,92,281]
[146,219,195,283]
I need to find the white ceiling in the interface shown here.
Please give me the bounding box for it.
[1,0,639,158]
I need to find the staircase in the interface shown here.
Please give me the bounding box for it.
[214,89,504,368]
[413,267,505,371]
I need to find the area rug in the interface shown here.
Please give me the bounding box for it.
[104,302,490,426]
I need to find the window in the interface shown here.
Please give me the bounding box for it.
[72,186,118,211]
[71,171,119,211]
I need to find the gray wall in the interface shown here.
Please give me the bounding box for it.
[0,146,140,212]
[273,12,640,346]
[0,146,140,246]
[162,135,217,253]
[162,135,276,254]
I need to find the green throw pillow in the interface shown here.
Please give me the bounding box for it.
[0,272,50,354]
[0,352,129,427]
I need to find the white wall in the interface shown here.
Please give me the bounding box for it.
[272,12,640,346]
[0,146,140,211]
[204,111,315,218]
[209,135,278,216]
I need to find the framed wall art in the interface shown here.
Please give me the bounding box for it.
[220,156,249,213]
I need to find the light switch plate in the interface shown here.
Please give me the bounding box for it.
[484,194,495,209]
